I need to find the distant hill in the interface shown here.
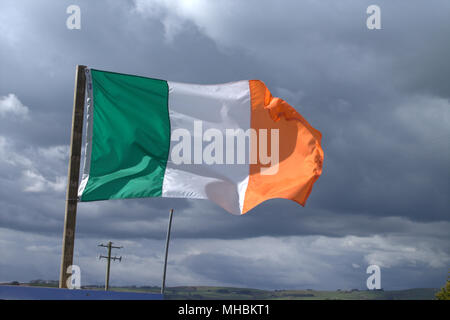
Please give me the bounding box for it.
[134,286,439,300]
[5,281,438,300]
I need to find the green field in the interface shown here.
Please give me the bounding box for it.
[15,281,438,300]
[113,286,439,300]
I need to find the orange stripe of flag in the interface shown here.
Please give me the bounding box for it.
[242,80,324,214]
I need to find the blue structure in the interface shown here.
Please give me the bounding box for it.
[0,285,163,300]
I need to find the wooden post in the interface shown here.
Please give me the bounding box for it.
[105,242,112,291]
[99,242,122,291]
[161,209,174,295]
[59,65,86,288]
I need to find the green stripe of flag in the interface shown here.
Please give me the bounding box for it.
[80,69,170,201]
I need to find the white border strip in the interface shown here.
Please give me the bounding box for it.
[237,80,252,214]
[77,68,94,199]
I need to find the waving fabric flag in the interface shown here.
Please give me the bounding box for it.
[78,68,324,214]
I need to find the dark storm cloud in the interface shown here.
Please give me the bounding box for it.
[0,0,448,289]
[129,0,450,221]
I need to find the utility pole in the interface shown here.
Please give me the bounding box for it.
[161,209,174,295]
[98,242,122,291]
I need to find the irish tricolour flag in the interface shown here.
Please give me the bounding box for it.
[78,69,324,214]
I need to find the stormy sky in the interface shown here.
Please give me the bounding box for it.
[0,0,449,290]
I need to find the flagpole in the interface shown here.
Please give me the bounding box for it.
[59,65,86,288]
[161,208,174,295]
